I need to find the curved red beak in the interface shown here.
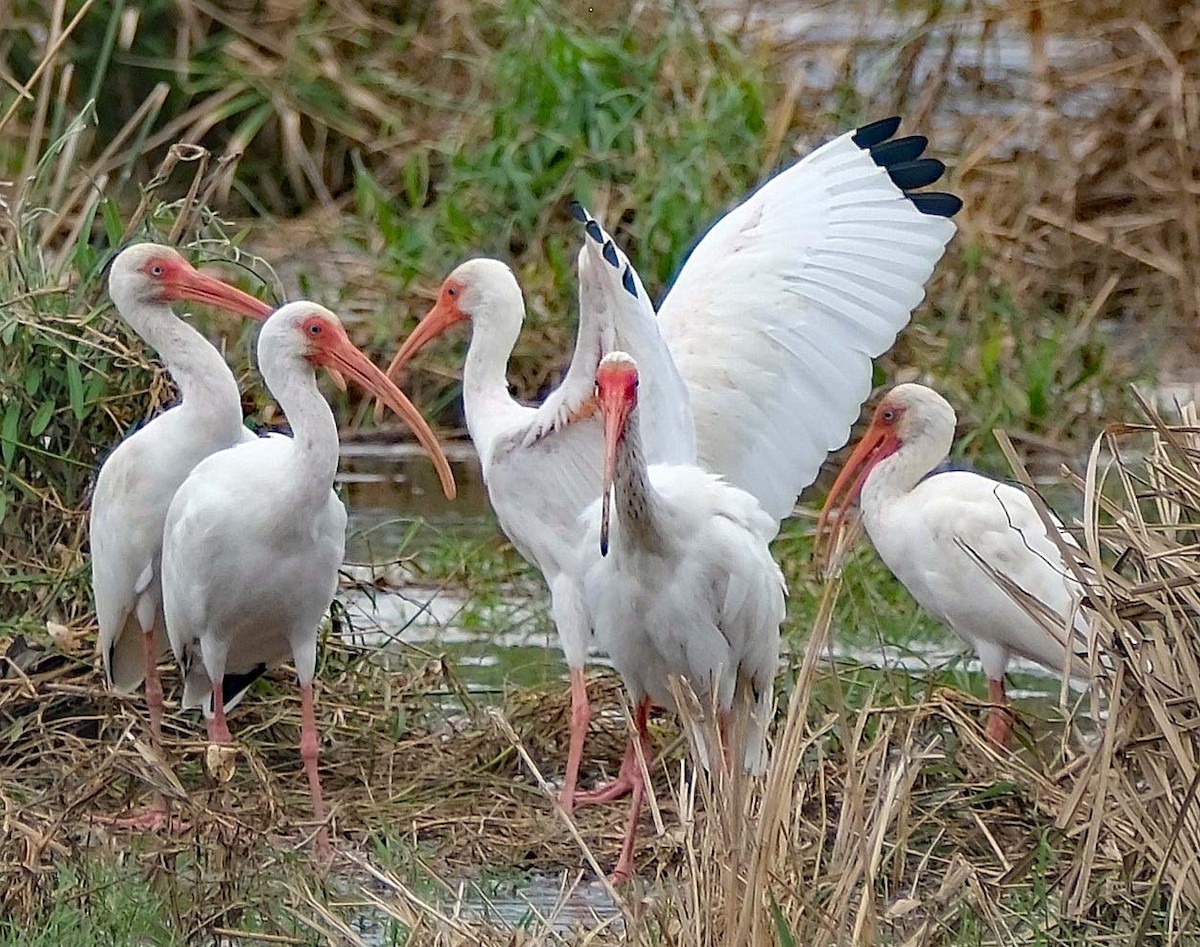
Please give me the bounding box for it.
[597,366,638,557]
[385,296,467,381]
[375,295,468,422]
[165,265,273,320]
[814,421,901,567]
[316,327,457,501]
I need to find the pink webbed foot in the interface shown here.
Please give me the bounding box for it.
[574,742,638,807]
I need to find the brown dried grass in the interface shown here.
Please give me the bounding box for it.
[1023,395,1200,928]
[0,596,1093,945]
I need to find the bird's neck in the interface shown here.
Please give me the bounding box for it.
[126,301,244,435]
[259,350,340,505]
[861,435,950,514]
[462,295,525,446]
[611,404,669,557]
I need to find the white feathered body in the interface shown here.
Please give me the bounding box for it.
[161,433,346,713]
[862,469,1089,682]
[581,462,785,772]
[92,394,257,692]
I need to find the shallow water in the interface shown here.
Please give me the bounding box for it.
[709,0,1112,136]
[347,866,623,940]
[337,441,1085,698]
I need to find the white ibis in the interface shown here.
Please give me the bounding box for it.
[91,243,272,824]
[160,302,455,857]
[816,383,1091,746]
[581,351,785,883]
[386,116,961,810]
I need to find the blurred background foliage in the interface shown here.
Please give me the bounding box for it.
[1,0,1197,627]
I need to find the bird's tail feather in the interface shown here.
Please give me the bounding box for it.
[182,657,270,718]
[676,675,773,776]
[737,674,773,776]
[103,619,170,692]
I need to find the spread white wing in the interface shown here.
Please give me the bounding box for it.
[658,117,961,522]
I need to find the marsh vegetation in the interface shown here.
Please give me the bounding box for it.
[2,0,1199,943]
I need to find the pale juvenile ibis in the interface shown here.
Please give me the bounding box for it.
[581,351,785,883]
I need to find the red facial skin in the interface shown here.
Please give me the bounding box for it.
[148,254,273,320]
[815,399,906,564]
[597,359,639,556]
[385,278,467,380]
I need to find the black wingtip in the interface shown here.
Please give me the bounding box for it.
[851,116,901,149]
[868,135,927,168]
[885,157,946,191]
[602,240,618,267]
[567,200,588,223]
[217,662,269,711]
[909,192,963,218]
[584,220,603,243]
[621,264,637,298]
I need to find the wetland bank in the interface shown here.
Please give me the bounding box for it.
[3,0,1200,943]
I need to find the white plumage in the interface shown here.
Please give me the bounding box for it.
[161,302,455,856]
[91,243,271,774]
[657,121,958,521]
[818,383,1091,746]
[580,351,785,883]
[384,116,959,808]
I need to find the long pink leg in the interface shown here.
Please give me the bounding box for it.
[609,697,653,884]
[985,677,1014,747]
[98,631,172,831]
[137,629,170,825]
[300,681,330,860]
[142,630,165,744]
[207,677,233,744]
[98,653,179,831]
[559,667,590,813]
